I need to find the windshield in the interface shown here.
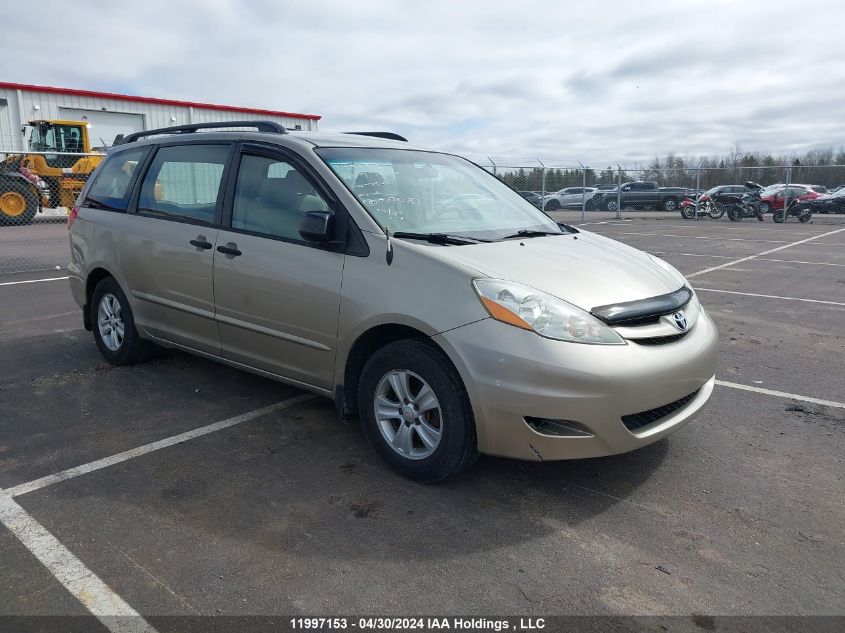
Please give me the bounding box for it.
[29,123,85,153]
[317,148,561,239]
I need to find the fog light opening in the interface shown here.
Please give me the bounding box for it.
[524,417,594,438]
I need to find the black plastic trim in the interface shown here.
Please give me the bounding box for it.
[345,131,408,142]
[592,286,693,326]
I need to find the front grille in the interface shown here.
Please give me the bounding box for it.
[617,315,661,327]
[622,389,701,431]
[630,331,689,346]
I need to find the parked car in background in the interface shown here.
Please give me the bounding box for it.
[518,191,542,208]
[792,187,845,215]
[591,181,688,212]
[543,187,599,211]
[759,184,827,213]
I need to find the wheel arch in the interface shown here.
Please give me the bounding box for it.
[83,267,118,331]
[338,323,463,422]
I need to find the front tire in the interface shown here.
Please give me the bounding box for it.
[662,198,678,212]
[760,202,771,214]
[91,277,153,365]
[772,209,785,223]
[604,199,619,212]
[727,207,742,222]
[358,339,478,483]
[544,199,560,211]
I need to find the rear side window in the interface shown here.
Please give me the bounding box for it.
[84,147,150,211]
[137,144,230,224]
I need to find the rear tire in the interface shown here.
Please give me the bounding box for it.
[544,199,560,211]
[357,339,478,483]
[0,181,38,226]
[604,199,619,212]
[662,198,678,212]
[760,202,771,214]
[91,277,154,365]
[727,207,741,222]
[772,209,785,223]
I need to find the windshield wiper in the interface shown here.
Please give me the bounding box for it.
[391,232,489,245]
[500,229,565,240]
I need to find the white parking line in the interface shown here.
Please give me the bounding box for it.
[7,394,315,498]
[574,219,632,226]
[613,223,815,233]
[759,257,845,268]
[687,228,845,278]
[715,380,845,409]
[0,275,69,287]
[693,287,845,306]
[656,252,845,267]
[653,252,734,259]
[0,487,159,633]
[614,231,789,243]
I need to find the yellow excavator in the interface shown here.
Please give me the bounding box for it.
[0,120,103,226]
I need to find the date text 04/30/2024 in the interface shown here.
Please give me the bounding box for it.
[289,618,547,631]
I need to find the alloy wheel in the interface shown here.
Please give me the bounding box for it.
[97,293,125,351]
[374,370,443,460]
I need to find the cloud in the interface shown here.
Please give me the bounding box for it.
[2,0,843,164]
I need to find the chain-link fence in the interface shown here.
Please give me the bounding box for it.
[477,159,845,224]
[1,150,99,275]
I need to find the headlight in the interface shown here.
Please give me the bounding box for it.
[472,279,625,345]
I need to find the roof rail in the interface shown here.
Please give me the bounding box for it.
[115,120,288,145]
[345,131,408,142]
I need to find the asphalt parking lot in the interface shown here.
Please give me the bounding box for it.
[1,213,844,629]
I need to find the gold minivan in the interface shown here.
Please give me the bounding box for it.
[69,122,718,482]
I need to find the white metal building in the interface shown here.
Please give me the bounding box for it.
[0,82,320,151]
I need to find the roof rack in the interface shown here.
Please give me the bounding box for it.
[345,131,408,142]
[115,120,288,145]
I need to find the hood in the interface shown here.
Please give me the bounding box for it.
[431,231,684,312]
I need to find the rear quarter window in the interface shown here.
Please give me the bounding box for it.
[84,147,151,211]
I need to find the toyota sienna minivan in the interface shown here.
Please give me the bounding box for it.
[68,121,718,482]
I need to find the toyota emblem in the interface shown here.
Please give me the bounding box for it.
[673,311,688,331]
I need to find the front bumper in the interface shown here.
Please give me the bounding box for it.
[433,308,719,461]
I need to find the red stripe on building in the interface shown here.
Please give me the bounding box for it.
[0,81,321,121]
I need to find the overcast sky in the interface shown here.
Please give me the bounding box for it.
[3,0,843,165]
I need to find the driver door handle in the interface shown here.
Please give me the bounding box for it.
[217,243,242,257]
[190,236,213,250]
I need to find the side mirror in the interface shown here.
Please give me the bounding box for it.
[299,210,335,243]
